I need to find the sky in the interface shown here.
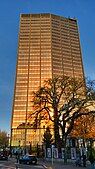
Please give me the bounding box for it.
[0,0,95,134]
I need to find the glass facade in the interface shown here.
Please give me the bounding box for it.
[11,14,84,147]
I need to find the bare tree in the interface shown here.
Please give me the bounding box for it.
[0,130,9,148]
[30,76,95,148]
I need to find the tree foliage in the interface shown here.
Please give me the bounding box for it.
[71,114,95,139]
[0,130,9,148]
[30,76,95,147]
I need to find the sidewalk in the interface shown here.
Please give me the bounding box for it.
[8,156,93,169]
[39,159,90,169]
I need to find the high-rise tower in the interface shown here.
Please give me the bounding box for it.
[11,13,84,147]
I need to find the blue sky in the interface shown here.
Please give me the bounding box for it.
[0,0,95,133]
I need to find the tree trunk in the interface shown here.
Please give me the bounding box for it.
[54,118,60,147]
[62,136,67,163]
[54,108,60,148]
[83,138,85,148]
[61,130,68,164]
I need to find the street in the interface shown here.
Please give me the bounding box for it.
[0,163,44,169]
[0,157,92,169]
[0,158,44,169]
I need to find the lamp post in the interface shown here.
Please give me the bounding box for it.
[51,145,54,165]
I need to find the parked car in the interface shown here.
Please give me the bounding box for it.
[0,153,8,160]
[19,155,37,165]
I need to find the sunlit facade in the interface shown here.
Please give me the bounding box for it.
[11,13,84,147]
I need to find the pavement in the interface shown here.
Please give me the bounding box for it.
[8,157,93,169]
[39,159,91,169]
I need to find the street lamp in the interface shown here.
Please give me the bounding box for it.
[51,144,54,165]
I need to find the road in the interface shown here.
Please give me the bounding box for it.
[0,163,44,169]
[0,159,44,169]
[0,157,91,169]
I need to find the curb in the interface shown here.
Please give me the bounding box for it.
[42,165,53,169]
